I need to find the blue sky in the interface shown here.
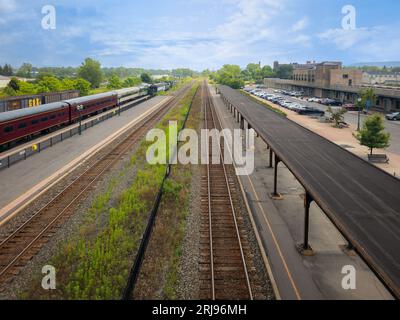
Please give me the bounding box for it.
[0,0,399,70]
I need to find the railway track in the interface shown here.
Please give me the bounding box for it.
[200,82,253,300]
[0,85,192,285]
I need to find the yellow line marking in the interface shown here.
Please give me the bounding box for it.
[245,175,302,300]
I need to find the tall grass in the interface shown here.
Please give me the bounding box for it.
[23,83,199,300]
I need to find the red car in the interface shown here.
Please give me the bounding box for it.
[343,103,358,111]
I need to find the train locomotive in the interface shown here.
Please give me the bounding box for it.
[0,85,152,150]
[149,82,171,95]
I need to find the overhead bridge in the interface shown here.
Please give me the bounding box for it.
[218,85,400,299]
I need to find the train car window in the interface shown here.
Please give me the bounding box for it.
[18,123,27,129]
[50,115,56,119]
[4,126,13,133]
[41,117,48,122]
[32,119,39,125]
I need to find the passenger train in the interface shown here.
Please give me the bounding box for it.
[0,85,153,150]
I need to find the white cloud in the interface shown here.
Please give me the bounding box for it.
[318,25,400,61]
[88,0,296,69]
[292,17,308,32]
[0,0,16,13]
[318,27,378,49]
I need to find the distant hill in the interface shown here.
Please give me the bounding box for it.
[350,61,400,68]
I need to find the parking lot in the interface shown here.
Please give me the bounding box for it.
[245,86,400,155]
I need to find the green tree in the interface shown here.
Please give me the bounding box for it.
[359,87,376,110]
[61,78,77,91]
[276,64,293,79]
[78,58,103,89]
[261,65,275,78]
[36,76,63,93]
[2,64,14,76]
[7,77,20,92]
[327,106,347,128]
[107,75,123,89]
[123,77,141,87]
[16,63,33,78]
[140,73,152,83]
[245,63,263,83]
[216,64,245,89]
[354,114,390,155]
[172,68,194,78]
[17,81,37,95]
[73,78,91,96]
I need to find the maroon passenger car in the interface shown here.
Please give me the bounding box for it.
[0,101,69,146]
[65,92,118,122]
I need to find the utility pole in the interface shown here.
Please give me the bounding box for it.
[77,104,84,135]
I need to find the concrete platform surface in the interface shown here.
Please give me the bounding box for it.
[0,96,168,219]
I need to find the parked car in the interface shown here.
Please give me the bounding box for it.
[385,112,400,121]
[307,97,321,103]
[297,107,325,116]
[281,101,294,109]
[321,98,343,106]
[343,103,358,111]
[291,103,305,111]
[271,97,284,104]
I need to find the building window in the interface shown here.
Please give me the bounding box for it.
[343,74,349,79]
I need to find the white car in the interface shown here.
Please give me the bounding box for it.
[282,101,294,109]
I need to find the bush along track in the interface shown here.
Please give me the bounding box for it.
[132,82,203,299]
[21,83,199,300]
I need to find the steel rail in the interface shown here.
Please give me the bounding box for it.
[0,86,191,281]
[204,82,253,300]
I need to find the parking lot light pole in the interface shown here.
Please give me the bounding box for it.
[77,104,84,135]
[357,97,362,131]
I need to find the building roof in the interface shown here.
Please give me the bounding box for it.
[365,71,400,76]
[318,61,342,66]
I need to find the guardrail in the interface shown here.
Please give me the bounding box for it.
[0,95,150,171]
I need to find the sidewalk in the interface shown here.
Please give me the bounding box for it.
[253,95,400,177]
